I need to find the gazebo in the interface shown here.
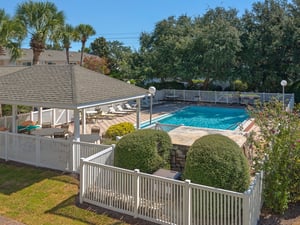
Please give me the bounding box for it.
[0,64,149,141]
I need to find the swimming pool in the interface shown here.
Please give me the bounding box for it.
[142,105,249,130]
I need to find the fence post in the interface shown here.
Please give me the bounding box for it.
[35,136,41,167]
[134,169,140,218]
[80,158,86,204]
[184,179,191,225]
[215,91,217,104]
[4,131,8,161]
[4,116,7,128]
[243,190,251,225]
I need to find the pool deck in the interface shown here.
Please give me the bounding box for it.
[168,126,246,147]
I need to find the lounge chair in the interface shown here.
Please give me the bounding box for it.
[124,103,137,110]
[116,104,135,113]
[108,106,128,116]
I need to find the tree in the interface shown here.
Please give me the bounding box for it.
[0,9,25,61]
[83,55,110,74]
[183,8,242,89]
[240,0,297,91]
[57,24,77,64]
[74,24,96,66]
[16,1,65,65]
[89,37,134,79]
[90,37,109,58]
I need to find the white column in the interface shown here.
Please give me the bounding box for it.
[12,104,17,133]
[38,107,43,125]
[73,109,80,141]
[52,108,56,127]
[136,99,141,129]
[82,109,86,134]
[66,109,70,123]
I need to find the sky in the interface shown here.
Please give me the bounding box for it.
[2,0,262,51]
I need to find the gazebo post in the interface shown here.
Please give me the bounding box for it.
[52,109,56,127]
[12,104,17,133]
[73,109,80,141]
[136,99,141,129]
[82,109,86,134]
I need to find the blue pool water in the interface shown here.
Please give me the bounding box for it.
[143,105,249,130]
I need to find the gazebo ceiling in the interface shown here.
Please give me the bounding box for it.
[0,65,148,109]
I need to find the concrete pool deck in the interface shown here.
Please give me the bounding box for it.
[168,126,247,147]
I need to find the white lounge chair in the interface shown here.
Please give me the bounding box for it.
[108,106,128,116]
[124,103,137,110]
[116,104,135,113]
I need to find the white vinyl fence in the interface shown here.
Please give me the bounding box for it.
[0,131,111,172]
[144,89,294,111]
[80,151,263,225]
[0,108,73,131]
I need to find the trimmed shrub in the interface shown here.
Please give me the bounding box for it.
[105,122,135,140]
[183,134,250,192]
[114,129,172,173]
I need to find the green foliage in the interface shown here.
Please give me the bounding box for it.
[145,81,185,90]
[114,129,172,173]
[232,79,248,91]
[105,122,135,140]
[16,1,65,65]
[248,100,300,213]
[183,134,250,192]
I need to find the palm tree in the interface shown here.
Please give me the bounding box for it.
[16,1,65,65]
[75,24,96,66]
[55,24,76,64]
[0,9,25,61]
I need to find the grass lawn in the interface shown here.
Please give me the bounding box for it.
[0,161,131,225]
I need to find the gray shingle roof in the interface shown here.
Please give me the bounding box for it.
[0,65,148,109]
[0,49,89,64]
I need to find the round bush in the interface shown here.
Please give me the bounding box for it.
[114,129,172,173]
[105,122,135,140]
[183,134,250,192]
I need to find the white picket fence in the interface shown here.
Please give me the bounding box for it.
[0,131,111,172]
[80,149,263,225]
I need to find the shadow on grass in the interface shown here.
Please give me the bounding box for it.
[0,160,71,195]
[46,195,158,225]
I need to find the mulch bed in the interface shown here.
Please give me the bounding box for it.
[258,202,300,225]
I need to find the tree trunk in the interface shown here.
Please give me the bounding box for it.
[80,41,86,66]
[32,49,42,65]
[202,77,210,90]
[66,47,70,64]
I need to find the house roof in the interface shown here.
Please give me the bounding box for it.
[0,65,148,109]
[0,49,92,64]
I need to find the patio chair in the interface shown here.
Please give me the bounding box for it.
[91,126,100,135]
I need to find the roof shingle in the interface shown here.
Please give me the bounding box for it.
[0,65,148,109]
